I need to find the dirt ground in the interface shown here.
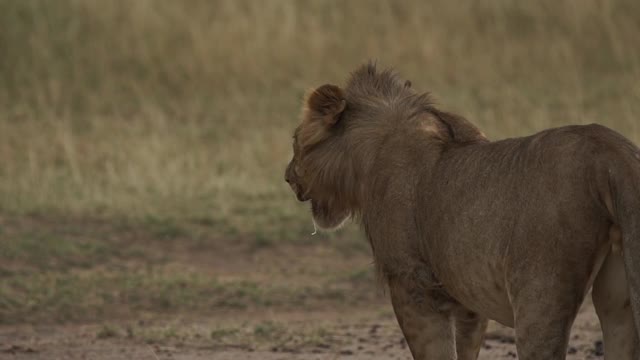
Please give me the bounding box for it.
[0,218,606,360]
[0,302,605,360]
[0,287,608,360]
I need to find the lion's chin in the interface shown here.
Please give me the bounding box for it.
[311,200,350,231]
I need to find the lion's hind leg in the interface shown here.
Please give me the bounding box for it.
[592,245,640,360]
[511,272,585,359]
[513,300,578,359]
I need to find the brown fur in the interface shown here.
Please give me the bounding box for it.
[285,63,640,359]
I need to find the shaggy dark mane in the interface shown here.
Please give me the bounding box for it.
[342,62,486,144]
[343,62,434,123]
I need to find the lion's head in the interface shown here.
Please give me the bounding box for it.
[284,84,353,230]
[285,63,487,232]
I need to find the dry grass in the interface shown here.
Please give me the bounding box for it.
[1,0,640,336]
[1,0,639,231]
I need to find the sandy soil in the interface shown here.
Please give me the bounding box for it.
[0,301,605,360]
[0,218,607,359]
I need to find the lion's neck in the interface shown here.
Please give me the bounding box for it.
[347,120,447,211]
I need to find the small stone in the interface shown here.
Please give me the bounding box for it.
[593,340,604,356]
[500,336,516,344]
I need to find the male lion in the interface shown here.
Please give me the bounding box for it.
[285,63,640,360]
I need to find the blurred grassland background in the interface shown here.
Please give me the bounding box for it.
[1,0,640,232]
[1,0,640,325]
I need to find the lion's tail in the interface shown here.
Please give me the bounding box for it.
[610,141,640,340]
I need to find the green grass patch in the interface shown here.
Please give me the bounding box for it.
[210,327,240,340]
[1,231,116,272]
[0,269,373,324]
[96,324,120,339]
[253,321,287,341]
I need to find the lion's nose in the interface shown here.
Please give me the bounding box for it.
[285,173,291,184]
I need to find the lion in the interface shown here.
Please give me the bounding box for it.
[285,63,640,359]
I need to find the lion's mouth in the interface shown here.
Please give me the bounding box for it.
[291,184,311,202]
[296,192,310,202]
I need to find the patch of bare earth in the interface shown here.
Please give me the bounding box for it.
[0,217,605,359]
[0,304,605,360]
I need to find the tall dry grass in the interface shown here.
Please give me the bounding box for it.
[0,0,639,235]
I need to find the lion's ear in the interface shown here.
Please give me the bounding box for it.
[306,84,347,127]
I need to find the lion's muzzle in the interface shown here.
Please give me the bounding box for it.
[285,164,310,202]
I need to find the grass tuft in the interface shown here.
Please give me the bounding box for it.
[96,324,120,339]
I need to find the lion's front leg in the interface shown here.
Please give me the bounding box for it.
[389,278,456,360]
[454,310,488,360]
